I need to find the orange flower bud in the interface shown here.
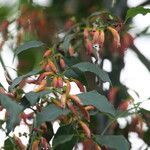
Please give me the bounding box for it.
[69,95,82,105]
[48,60,58,73]
[83,28,89,39]
[33,80,47,92]
[79,121,91,138]
[59,58,66,70]
[78,104,90,121]
[90,28,97,36]
[107,26,120,48]
[67,101,78,116]
[32,140,39,150]
[98,30,105,47]
[85,39,93,55]
[65,80,71,96]
[60,94,67,108]
[118,33,134,57]
[57,77,63,88]
[84,105,95,111]
[95,144,102,150]
[52,76,58,88]
[43,49,52,58]
[92,30,99,43]
[68,47,75,57]
[73,79,85,92]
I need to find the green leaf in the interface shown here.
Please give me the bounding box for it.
[9,68,41,91]
[95,135,130,150]
[4,138,16,150]
[0,94,23,134]
[35,104,69,127]
[53,124,77,150]
[77,91,116,117]
[25,90,50,106]
[126,6,150,21]
[71,62,111,83]
[14,40,44,56]
[53,135,74,148]
[62,34,75,53]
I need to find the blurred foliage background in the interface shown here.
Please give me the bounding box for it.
[0,0,150,149]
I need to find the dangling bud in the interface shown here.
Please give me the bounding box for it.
[98,30,105,47]
[69,95,82,105]
[57,77,63,88]
[48,60,58,73]
[90,28,97,36]
[118,33,134,57]
[83,28,89,39]
[52,76,58,88]
[85,39,93,55]
[107,26,120,48]
[72,79,85,92]
[60,94,67,108]
[79,121,91,138]
[33,80,47,92]
[67,101,78,116]
[59,58,66,70]
[65,80,71,96]
[43,49,52,58]
[92,30,99,44]
[32,140,39,150]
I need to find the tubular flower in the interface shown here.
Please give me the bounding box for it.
[118,32,134,57]
[57,77,63,88]
[52,76,58,88]
[107,26,120,49]
[92,30,105,48]
[79,121,91,138]
[48,60,58,73]
[33,80,47,92]
[65,80,71,96]
[83,28,89,39]
[43,49,52,58]
[59,58,66,70]
[72,79,85,92]
[85,39,93,55]
[60,94,67,108]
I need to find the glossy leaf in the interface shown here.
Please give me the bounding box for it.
[25,90,50,105]
[95,135,130,150]
[71,62,111,83]
[35,104,69,127]
[77,91,116,117]
[9,68,41,91]
[4,138,16,150]
[53,124,77,150]
[126,6,150,21]
[14,40,44,56]
[0,94,23,133]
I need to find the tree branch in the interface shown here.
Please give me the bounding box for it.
[137,0,150,7]
[130,44,150,72]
